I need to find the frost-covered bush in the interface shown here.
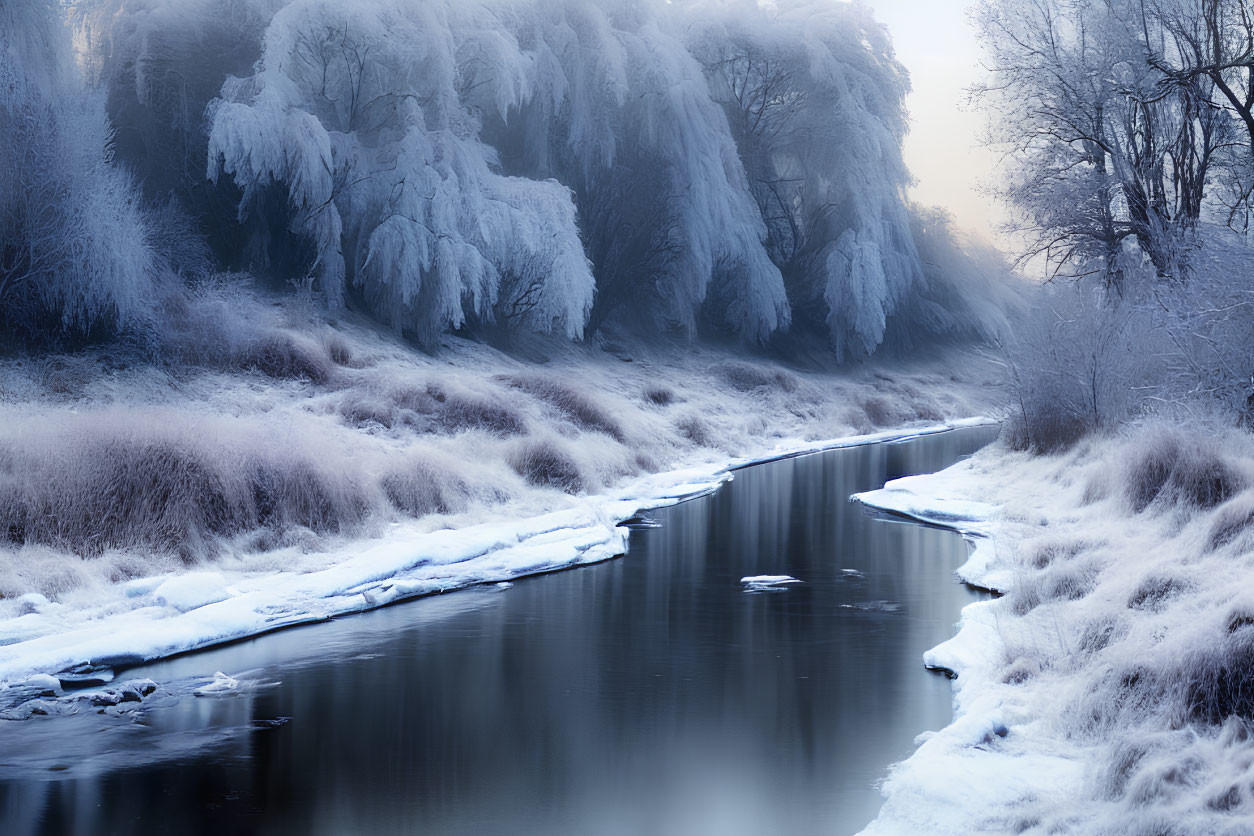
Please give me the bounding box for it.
[506,374,623,440]
[0,415,372,560]
[675,414,713,447]
[1205,495,1254,552]
[1004,284,1157,454]
[713,361,799,394]
[0,0,158,343]
[158,280,339,382]
[235,332,336,384]
[1124,427,1241,514]
[380,455,466,517]
[643,386,674,407]
[509,438,584,493]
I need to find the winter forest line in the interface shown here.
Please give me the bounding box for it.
[1,0,1011,360]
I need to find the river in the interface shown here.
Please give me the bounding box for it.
[0,425,998,835]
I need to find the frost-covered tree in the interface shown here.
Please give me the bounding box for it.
[0,0,156,341]
[206,0,596,342]
[686,0,923,358]
[484,0,790,342]
[73,0,280,267]
[974,0,1228,286]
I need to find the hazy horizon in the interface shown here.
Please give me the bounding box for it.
[863,0,1006,247]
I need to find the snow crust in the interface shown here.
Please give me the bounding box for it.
[853,456,1088,835]
[856,427,1254,835]
[0,420,991,691]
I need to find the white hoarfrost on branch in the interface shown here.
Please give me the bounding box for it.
[206,0,596,343]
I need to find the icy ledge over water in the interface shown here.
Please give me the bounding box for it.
[0,420,993,696]
[851,461,1085,836]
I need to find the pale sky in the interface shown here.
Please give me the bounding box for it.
[860,0,1005,245]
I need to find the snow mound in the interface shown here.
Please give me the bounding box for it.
[153,572,231,612]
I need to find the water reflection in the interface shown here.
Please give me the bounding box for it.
[0,427,997,835]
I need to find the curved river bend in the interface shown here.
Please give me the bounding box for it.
[0,426,998,835]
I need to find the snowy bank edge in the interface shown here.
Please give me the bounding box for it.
[0,419,997,693]
[851,462,1085,835]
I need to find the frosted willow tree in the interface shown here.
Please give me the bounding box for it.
[0,0,156,341]
[74,0,281,265]
[206,0,595,342]
[482,0,790,342]
[685,0,923,358]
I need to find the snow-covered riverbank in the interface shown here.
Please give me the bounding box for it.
[0,419,991,711]
[0,293,1001,706]
[855,424,1254,835]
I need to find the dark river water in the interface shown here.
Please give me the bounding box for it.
[0,426,997,836]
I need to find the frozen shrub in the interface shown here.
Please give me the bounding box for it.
[1077,614,1128,655]
[246,456,369,534]
[1009,581,1043,616]
[509,440,584,494]
[713,361,799,393]
[1044,561,1100,602]
[1011,561,1099,615]
[340,395,396,430]
[1102,740,1153,800]
[1227,608,1254,634]
[643,386,674,406]
[1125,429,1241,513]
[0,546,92,602]
[1029,538,1094,569]
[507,375,622,441]
[381,457,464,518]
[676,414,713,447]
[1127,574,1192,612]
[236,332,334,384]
[1003,286,1156,455]
[0,415,374,562]
[1003,409,1090,456]
[862,396,896,427]
[321,331,356,367]
[1206,496,1254,552]
[1002,656,1040,685]
[1181,630,1254,724]
[436,390,526,437]
[0,4,159,345]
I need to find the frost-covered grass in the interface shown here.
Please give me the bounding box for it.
[857,420,1254,835]
[0,285,999,628]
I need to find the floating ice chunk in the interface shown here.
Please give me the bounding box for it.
[57,665,114,687]
[8,673,61,698]
[194,671,239,696]
[741,575,803,590]
[618,515,663,529]
[494,582,513,590]
[153,572,231,612]
[840,569,865,578]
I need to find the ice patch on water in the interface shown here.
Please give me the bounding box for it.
[194,671,239,696]
[741,575,803,591]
